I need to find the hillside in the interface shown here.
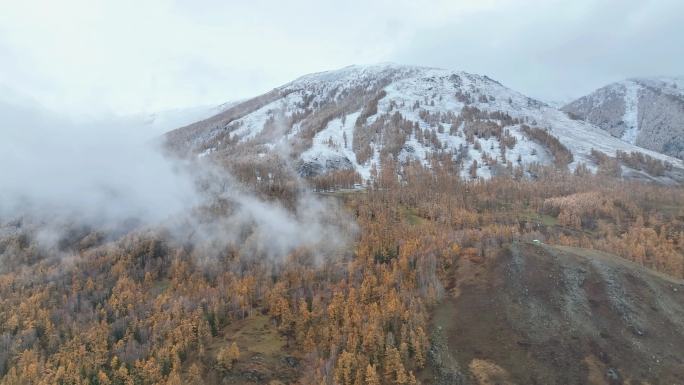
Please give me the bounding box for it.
[2,65,684,385]
[563,77,684,160]
[427,242,684,385]
[2,156,684,384]
[166,64,684,184]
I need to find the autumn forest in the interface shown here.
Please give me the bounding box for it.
[1,156,683,385]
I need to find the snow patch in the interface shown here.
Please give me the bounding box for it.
[621,81,641,144]
[301,111,373,177]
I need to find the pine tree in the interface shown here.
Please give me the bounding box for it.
[365,364,380,385]
[469,160,478,179]
[217,342,241,370]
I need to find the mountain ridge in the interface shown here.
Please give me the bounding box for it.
[165,64,684,184]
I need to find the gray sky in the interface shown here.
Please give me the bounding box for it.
[1,0,682,116]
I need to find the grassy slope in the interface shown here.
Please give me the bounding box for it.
[425,242,684,385]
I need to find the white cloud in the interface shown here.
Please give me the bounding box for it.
[0,99,354,262]
[0,100,198,224]
[0,0,682,115]
[393,0,684,101]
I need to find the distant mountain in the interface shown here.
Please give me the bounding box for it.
[166,64,684,183]
[141,101,238,137]
[563,77,684,160]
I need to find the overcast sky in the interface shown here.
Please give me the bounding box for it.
[1,0,682,117]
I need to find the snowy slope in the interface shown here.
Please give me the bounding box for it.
[141,102,236,137]
[166,64,684,183]
[563,77,684,159]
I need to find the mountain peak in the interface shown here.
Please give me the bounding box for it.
[284,63,446,90]
[564,77,684,159]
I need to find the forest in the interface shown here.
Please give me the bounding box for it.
[1,158,683,385]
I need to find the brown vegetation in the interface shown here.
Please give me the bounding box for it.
[1,158,683,385]
[520,125,573,168]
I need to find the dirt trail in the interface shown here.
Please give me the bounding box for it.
[427,242,684,385]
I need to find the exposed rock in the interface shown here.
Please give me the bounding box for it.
[297,155,353,177]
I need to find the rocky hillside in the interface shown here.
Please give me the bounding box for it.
[427,242,684,385]
[165,64,684,183]
[563,77,684,160]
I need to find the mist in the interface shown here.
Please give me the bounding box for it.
[177,183,354,264]
[0,100,198,225]
[0,99,353,262]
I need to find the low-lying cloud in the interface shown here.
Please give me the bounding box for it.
[0,100,198,224]
[0,100,353,262]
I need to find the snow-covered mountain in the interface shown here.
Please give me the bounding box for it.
[141,101,239,137]
[563,77,684,160]
[165,64,684,183]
